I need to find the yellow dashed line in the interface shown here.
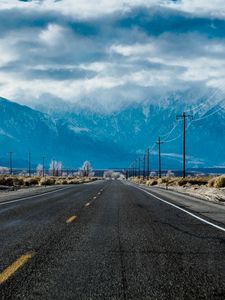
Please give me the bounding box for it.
[66,215,77,224]
[0,251,35,284]
[85,202,91,207]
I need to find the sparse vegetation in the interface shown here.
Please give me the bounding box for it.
[0,175,98,189]
[129,176,225,188]
[210,175,225,188]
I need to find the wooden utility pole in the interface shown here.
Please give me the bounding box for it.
[156,137,163,178]
[176,112,193,178]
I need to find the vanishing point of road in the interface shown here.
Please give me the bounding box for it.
[1,180,225,299]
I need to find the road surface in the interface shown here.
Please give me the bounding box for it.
[1,180,225,299]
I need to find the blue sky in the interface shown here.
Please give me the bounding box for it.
[0,0,225,112]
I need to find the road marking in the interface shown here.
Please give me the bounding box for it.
[66,215,77,224]
[0,251,35,284]
[98,192,101,195]
[93,196,97,199]
[0,187,71,207]
[85,202,91,207]
[134,185,225,233]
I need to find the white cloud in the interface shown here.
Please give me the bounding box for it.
[164,0,225,19]
[39,23,65,46]
[1,1,225,113]
[1,0,225,19]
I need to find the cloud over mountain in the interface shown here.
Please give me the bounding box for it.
[0,0,225,112]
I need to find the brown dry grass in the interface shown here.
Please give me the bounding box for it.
[130,175,225,188]
[0,175,98,187]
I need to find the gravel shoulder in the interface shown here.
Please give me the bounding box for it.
[0,185,66,203]
[153,184,225,204]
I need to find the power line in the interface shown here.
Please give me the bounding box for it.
[138,157,140,179]
[156,137,163,178]
[146,148,149,179]
[8,152,13,175]
[176,112,193,178]
[28,152,31,177]
[143,154,146,179]
[42,156,45,177]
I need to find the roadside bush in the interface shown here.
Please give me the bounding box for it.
[177,179,188,186]
[12,177,24,186]
[188,178,208,185]
[214,176,225,188]
[39,177,55,186]
[208,177,216,187]
[150,180,158,186]
[1,177,14,186]
[23,177,39,186]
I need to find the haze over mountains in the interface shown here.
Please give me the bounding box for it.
[0,95,224,170]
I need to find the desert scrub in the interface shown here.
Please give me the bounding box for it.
[208,177,216,187]
[214,175,225,188]
[0,176,14,186]
[177,178,188,186]
[23,177,39,186]
[150,179,158,186]
[39,177,56,186]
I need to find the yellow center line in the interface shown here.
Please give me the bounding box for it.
[66,215,77,224]
[0,251,35,285]
[85,202,91,207]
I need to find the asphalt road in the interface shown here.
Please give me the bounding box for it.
[1,180,225,299]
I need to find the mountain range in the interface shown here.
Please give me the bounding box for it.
[0,96,225,171]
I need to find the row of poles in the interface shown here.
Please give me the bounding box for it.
[7,152,46,176]
[128,112,193,179]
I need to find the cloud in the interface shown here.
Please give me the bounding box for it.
[2,0,225,20]
[0,0,225,112]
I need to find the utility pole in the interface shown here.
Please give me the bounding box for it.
[42,156,45,177]
[146,148,150,180]
[28,152,31,177]
[8,152,13,175]
[138,157,141,179]
[143,154,146,179]
[176,112,193,178]
[156,137,163,178]
[53,160,55,176]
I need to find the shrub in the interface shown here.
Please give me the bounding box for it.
[214,176,225,188]
[208,178,216,187]
[150,180,158,186]
[177,179,188,186]
[39,177,55,186]
[3,177,14,186]
[23,177,39,186]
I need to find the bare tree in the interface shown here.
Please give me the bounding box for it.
[80,161,92,177]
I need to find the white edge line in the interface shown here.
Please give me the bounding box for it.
[133,184,225,233]
[0,186,71,207]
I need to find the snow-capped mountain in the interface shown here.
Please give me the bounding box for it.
[0,95,225,170]
[0,97,129,169]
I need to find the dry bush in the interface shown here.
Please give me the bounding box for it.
[39,177,56,186]
[208,178,216,187]
[187,177,209,185]
[150,179,158,186]
[0,176,14,186]
[23,177,40,186]
[158,178,169,184]
[212,176,225,188]
[177,179,188,186]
